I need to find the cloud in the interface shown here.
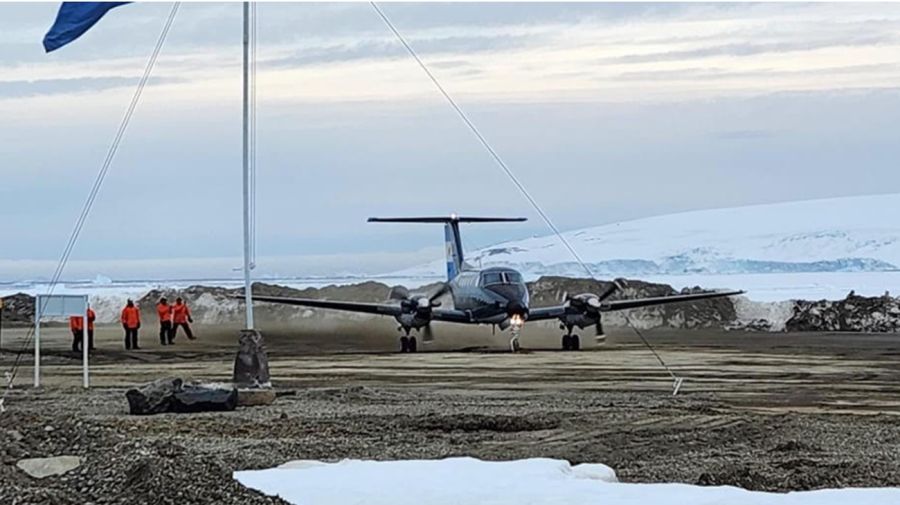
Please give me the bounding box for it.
[596,34,896,66]
[0,76,183,99]
[265,32,542,69]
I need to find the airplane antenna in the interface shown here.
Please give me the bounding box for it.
[371,2,683,394]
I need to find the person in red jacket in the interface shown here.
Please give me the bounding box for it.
[120,299,141,350]
[69,307,96,352]
[170,297,196,341]
[69,315,83,353]
[157,297,174,345]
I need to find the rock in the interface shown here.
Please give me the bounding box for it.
[17,456,82,478]
[232,329,271,387]
[126,377,183,415]
[126,378,238,415]
[237,388,276,407]
[172,383,238,413]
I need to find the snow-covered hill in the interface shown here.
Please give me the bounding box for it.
[397,194,900,280]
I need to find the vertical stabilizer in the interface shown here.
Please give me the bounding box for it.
[367,216,527,282]
[444,221,464,281]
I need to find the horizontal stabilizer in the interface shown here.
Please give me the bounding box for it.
[368,216,527,223]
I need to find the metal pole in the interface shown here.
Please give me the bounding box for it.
[34,296,40,388]
[242,1,255,330]
[82,298,89,388]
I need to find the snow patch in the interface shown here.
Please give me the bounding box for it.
[234,457,900,505]
[733,297,795,332]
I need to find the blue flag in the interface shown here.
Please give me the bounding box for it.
[43,2,129,53]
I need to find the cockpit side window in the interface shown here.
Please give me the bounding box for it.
[481,272,503,286]
[504,272,523,284]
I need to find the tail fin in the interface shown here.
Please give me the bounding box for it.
[367,216,527,282]
[444,221,463,280]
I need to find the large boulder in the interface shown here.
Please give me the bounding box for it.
[232,329,270,387]
[173,383,238,413]
[126,377,183,415]
[126,378,238,415]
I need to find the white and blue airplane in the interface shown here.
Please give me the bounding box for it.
[250,216,742,353]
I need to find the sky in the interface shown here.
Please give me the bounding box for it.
[2,2,900,281]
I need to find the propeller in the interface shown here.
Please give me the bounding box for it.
[594,277,627,303]
[391,283,449,343]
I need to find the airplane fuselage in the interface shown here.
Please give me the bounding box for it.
[447,266,529,325]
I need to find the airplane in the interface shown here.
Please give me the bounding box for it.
[247,216,743,353]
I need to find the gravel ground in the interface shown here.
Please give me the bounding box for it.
[2,327,900,503]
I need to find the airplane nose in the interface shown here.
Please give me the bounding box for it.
[506,301,528,318]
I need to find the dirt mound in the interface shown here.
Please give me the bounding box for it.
[1,293,35,326]
[786,292,900,332]
[528,276,738,329]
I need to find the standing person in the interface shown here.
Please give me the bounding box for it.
[85,306,96,351]
[69,315,84,352]
[170,297,195,341]
[120,299,141,350]
[70,307,96,352]
[156,297,173,345]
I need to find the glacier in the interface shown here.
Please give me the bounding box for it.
[396,193,900,279]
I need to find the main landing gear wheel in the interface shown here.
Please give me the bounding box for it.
[561,334,581,351]
[400,336,418,353]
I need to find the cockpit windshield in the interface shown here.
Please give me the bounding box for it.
[481,271,523,286]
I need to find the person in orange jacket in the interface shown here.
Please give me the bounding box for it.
[157,297,174,345]
[69,307,96,352]
[170,297,196,341]
[69,315,83,352]
[121,299,141,350]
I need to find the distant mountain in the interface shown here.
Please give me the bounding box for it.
[395,194,900,278]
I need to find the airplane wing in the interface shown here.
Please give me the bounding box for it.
[527,290,743,322]
[250,295,473,323]
[430,308,472,323]
[600,290,744,311]
[250,295,403,316]
[526,306,569,321]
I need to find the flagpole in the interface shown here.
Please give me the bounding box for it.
[242,1,255,329]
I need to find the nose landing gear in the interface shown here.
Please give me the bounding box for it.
[509,318,523,352]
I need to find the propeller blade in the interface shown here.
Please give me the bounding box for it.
[427,282,450,303]
[595,278,626,302]
[422,323,435,343]
[389,285,410,300]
